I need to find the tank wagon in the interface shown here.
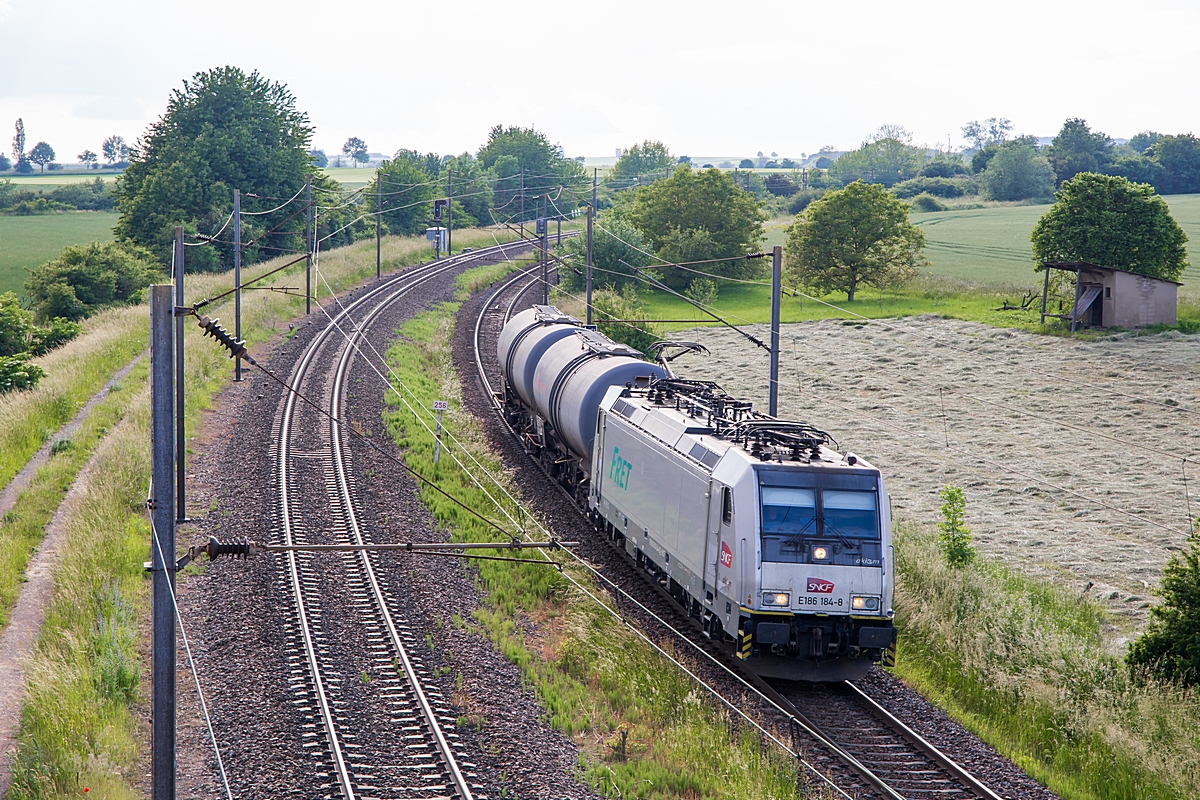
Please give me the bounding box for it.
[497,305,896,681]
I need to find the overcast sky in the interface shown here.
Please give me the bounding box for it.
[2,0,1199,164]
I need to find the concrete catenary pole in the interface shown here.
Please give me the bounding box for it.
[447,167,452,256]
[376,171,382,279]
[541,196,549,305]
[305,176,312,315]
[173,227,186,523]
[585,203,593,325]
[150,284,177,800]
[769,245,782,417]
[233,189,242,381]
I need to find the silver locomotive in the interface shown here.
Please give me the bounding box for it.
[497,305,895,681]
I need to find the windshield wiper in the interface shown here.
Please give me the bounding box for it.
[821,519,858,550]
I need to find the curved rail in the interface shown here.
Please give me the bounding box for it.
[278,240,531,799]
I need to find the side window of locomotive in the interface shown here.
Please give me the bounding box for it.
[721,486,733,525]
[760,487,816,563]
[822,490,880,539]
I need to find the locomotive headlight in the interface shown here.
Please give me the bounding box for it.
[763,592,791,607]
[851,595,880,611]
[812,546,830,561]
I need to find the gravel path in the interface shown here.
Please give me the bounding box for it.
[687,316,1200,634]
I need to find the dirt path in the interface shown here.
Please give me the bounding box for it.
[688,316,1200,636]
[0,353,145,518]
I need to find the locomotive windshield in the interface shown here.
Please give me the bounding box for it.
[759,470,880,562]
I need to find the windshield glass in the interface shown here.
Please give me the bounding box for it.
[761,487,815,563]
[822,490,878,539]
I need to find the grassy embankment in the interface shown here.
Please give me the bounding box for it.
[0,212,119,294]
[892,523,1200,800]
[382,266,810,799]
[7,228,519,800]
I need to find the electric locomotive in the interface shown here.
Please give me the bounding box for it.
[497,305,895,681]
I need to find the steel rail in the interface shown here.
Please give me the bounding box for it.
[278,240,531,799]
[470,271,1005,800]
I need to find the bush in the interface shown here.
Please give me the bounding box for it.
[48,178,116,211]
[937,484,975,566]
[8,197,73,215]
[591,288,661,355]
[1127,520,1200,686]
[981,144,1056,201]
[910,193,947,212]
[0,355,46,393]
[0,292,80,357]
[919,160,969,178]
[787,188,827,215]
[891,176,968,199]
[25,241,164,321]
[684,277,718,307]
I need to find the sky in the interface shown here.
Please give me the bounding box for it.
[2,0,1200,164]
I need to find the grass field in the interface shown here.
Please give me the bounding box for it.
[764,194,1200,295]
[322,165,378,190]
[0,212,118,295]
[1,172,120,186]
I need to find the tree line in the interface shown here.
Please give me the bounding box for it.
[0,119,129,173]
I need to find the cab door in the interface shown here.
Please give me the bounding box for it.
[703,480,724,604]
[709,483,736,607]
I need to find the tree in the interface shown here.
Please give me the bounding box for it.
[440,152,492,229]
[623,165,766,289]
[591,288,661,355]
[12,119,24,162]
[476,125,584,224]
[342,137,368,167]
[25,241,163,321]
[980,142,1055,201]
[937,484,975,567]
[115,66,315,268]
[961,117,1013,151]
[78,149,98,169]
[308,148,328,168]
[1148,134,1200,195]
[738,159,754,169]
[1128,131,1162,154]
[27,142,55,173]
[829,125,926,188]
[1046,118,1113,185]
[785,181,925,302]
[559,216,652,294]
[612,140,673,181]
[375,153,437,236]
[0,152,9,172]
[101,135,127,165]
[1105,153,1165,191]
[1127,521,1200,687]
[1031,173,1188,282]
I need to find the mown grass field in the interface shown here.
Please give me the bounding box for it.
[0,172,120,187]
[0,212,118,294]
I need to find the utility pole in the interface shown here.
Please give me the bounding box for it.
[519,168,525,237]
[768,245,782,417]
[585,203,593,325]
[541,196,549,305]
[447,168,453,256]
[304,176,312,315]
[376,171,382,279]
[233,190,242,381]
[172,227,186,524]
[150,283,177,800]
[592,167,597,217]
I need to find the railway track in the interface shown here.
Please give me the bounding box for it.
[468,268,1009,800]
[273,240,532,800]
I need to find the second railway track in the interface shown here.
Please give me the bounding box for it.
[273,240,534,800]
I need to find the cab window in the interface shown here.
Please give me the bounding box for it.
[822,490,878,539]
[721,487,733,525]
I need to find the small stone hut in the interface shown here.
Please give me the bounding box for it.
[1040,261,1181,330]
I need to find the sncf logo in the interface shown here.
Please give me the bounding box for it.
[806,578,835,594]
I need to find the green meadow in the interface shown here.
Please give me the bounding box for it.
[0,212,118,295]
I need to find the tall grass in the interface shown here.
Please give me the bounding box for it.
[383,284,803,798]
[7,227,519,800]
[892,521,1200,800]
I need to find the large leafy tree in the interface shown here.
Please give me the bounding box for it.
[981,142,1055,201]
[440,152,492,229]
[342,136,368,167]
[115,66,315,269]
[1148,134,1200,195]
[1030,173,1188,282]
[558,216,653,294]
[27,142,55,172]
[612,140,673,182]
[101,135,127,165]
[476,125,584,224]
[1046,118,1113,185]
[828,125,927,188]
[623,165,766,289]
[961,117,1013,151]
[785,181,925,302]
[376,151,438,236]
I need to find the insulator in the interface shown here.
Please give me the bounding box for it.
[206,535,252,560]
[196,315,252,363]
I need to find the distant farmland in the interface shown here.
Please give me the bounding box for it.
[0,212,118,295]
